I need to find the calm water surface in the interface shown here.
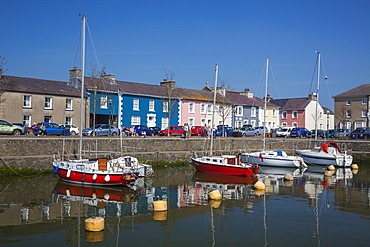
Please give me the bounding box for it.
[0,162,369,247]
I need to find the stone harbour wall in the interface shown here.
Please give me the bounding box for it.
[0,136,368,170]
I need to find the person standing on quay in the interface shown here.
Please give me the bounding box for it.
[183,123,189,139]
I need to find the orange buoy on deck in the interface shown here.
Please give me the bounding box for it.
[85,216,105,232]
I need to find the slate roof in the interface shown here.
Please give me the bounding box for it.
[0,75,81,97]
[270,97,310,110]
[332,84,370,98]
[226,92,279,108]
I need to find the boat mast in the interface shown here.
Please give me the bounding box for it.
[79,15,86,160]
[314,51,321,144]
[263,58,269,150]
[210,64,219,156]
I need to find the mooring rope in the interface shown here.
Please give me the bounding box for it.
[0,156,50,177]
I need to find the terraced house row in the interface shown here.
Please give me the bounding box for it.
[0,67,368,131]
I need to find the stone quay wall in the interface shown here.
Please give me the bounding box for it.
[0,136,367,170]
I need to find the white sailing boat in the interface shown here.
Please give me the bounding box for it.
[295,52,353,167]
[241,58,307,169]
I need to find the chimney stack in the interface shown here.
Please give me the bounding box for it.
[239,88,254,98]
[308,93,317,101]
[103,74,116,84]
[69,67,82,87]
[160,79,176,89]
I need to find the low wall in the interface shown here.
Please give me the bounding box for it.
[0,136,367,170]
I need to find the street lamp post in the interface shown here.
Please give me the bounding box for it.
[327,110,330,130]
[108,98,112,136]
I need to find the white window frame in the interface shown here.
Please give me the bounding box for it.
[133,98,139,111]
[23,95,31,108]
[66,98,73,110]
[235,121,242,128]
[188,117,195,127]
[292,111,298,119]
[272,108,277,117]
[346,110,352,118]
[23,115,31,126]
[188,102,195,113]
[161,117,169,129]
[251,107,256,117]
[362,98,367,105]
[149,100,155,112]
[207,104,212,114]
[131,116,140,125]
[235,106,243,116]
[250,120,256,127]
[44,97,52,109]
[163,101,168,113]
[292,122,298,127]
[282,111,287,119]
[200,103,206,114]
[100,95,108,109]
[362,110,367,118]
[346,99,352,105]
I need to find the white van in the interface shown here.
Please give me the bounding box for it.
[276,127,293,137]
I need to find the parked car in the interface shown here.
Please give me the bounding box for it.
[131,125,154,136]
[276,127,293,137]
[216,126,234,136]
[82,124,120,136]
[241,127,258,137]
[158,126,185,136]
[33,122,67,136]
[254,126,268,136]
[60,124,79,135]
[310,129,325,138]
[333,129,352,138]
[12,123,28,135]
[190,126,206,136]
[289,128,311,138]
[320,129,336,138]
[0,120,24,135]
[350,128,370,139]
[149,126,161,136]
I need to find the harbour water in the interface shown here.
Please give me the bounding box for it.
[0,162,369,246]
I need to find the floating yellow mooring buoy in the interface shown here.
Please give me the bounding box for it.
[209,190,222,200]
[253,181,266,190]
[327,165,335,171]
[153,200,167,212]
[209,199,221,208]
[284,173,294,181]
[351,164,359,170]
[85,216,105,232]
[85,231,104,242]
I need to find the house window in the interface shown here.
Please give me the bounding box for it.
[362,110,367,118]
[149,100,155,111]
[346,99,352,105]
[100,96,108,109]
[346,110,352,118]
[44,97,52,109]
[292,122,298,127]
[282,111,287,119]
[201,118,206,126]
[250,120,256,127]
[251,107,256,117]
[131,116,140,125]
[189,102,195,113]
[163,101,168,113]
[66,99,72,110]
[362,98,367,105]
[200,103,206,114]
[23,115,31,126]
[188,118,195,127]
[23,95,31,108]
[208,104,212,114]
[133,98,139,111]
[235,106,243,116]
[44,116,52,123]
[236,121,242,128]
[161,117,169,129]
[272,108,277,117]
[282,122,287,127]
[65,117,72,125]
[292,111,298,119]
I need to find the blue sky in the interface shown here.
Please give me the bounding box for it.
[1,0,370,110]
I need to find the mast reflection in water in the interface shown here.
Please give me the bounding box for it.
[0,164,369,246]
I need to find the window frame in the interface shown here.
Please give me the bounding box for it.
[44,97,52,109]
[66,98,73,110]
[23,95,31,108]
[133,98,139,111]
[149,100,155,112]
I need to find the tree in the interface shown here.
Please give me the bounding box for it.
[161,70,178,136]
[216,77,233,137]
[0,56,12,104]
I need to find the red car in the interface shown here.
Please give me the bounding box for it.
[158,126,185,136]
[190,126,206,136]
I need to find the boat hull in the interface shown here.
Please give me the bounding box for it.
[295,150,353,167]
[243,153,304,168]
[191,158,258,176]
[54,165,138,186]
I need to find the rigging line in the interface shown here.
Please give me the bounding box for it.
[72,28,82,68]
[251,61,266,107]
[308,54,319,95]
[86,20,102,72]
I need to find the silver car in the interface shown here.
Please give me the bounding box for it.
[242,127,258,137]
[82,124,120,136]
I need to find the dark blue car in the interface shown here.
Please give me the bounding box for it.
[131,125,155,136]
[34,122,67,136]
[289,128,311,138]
[350,128,370,139]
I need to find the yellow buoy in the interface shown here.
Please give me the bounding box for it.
[153,211,167,221]
[209,190,222,200]
[254,189,265,196]
[85,216,105,232]
[153,200,167,212]
[254,181,266,190]
[284,173,294,181]
[209,199,221,208]
[351,164,359,170]
[327,165,335,171]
